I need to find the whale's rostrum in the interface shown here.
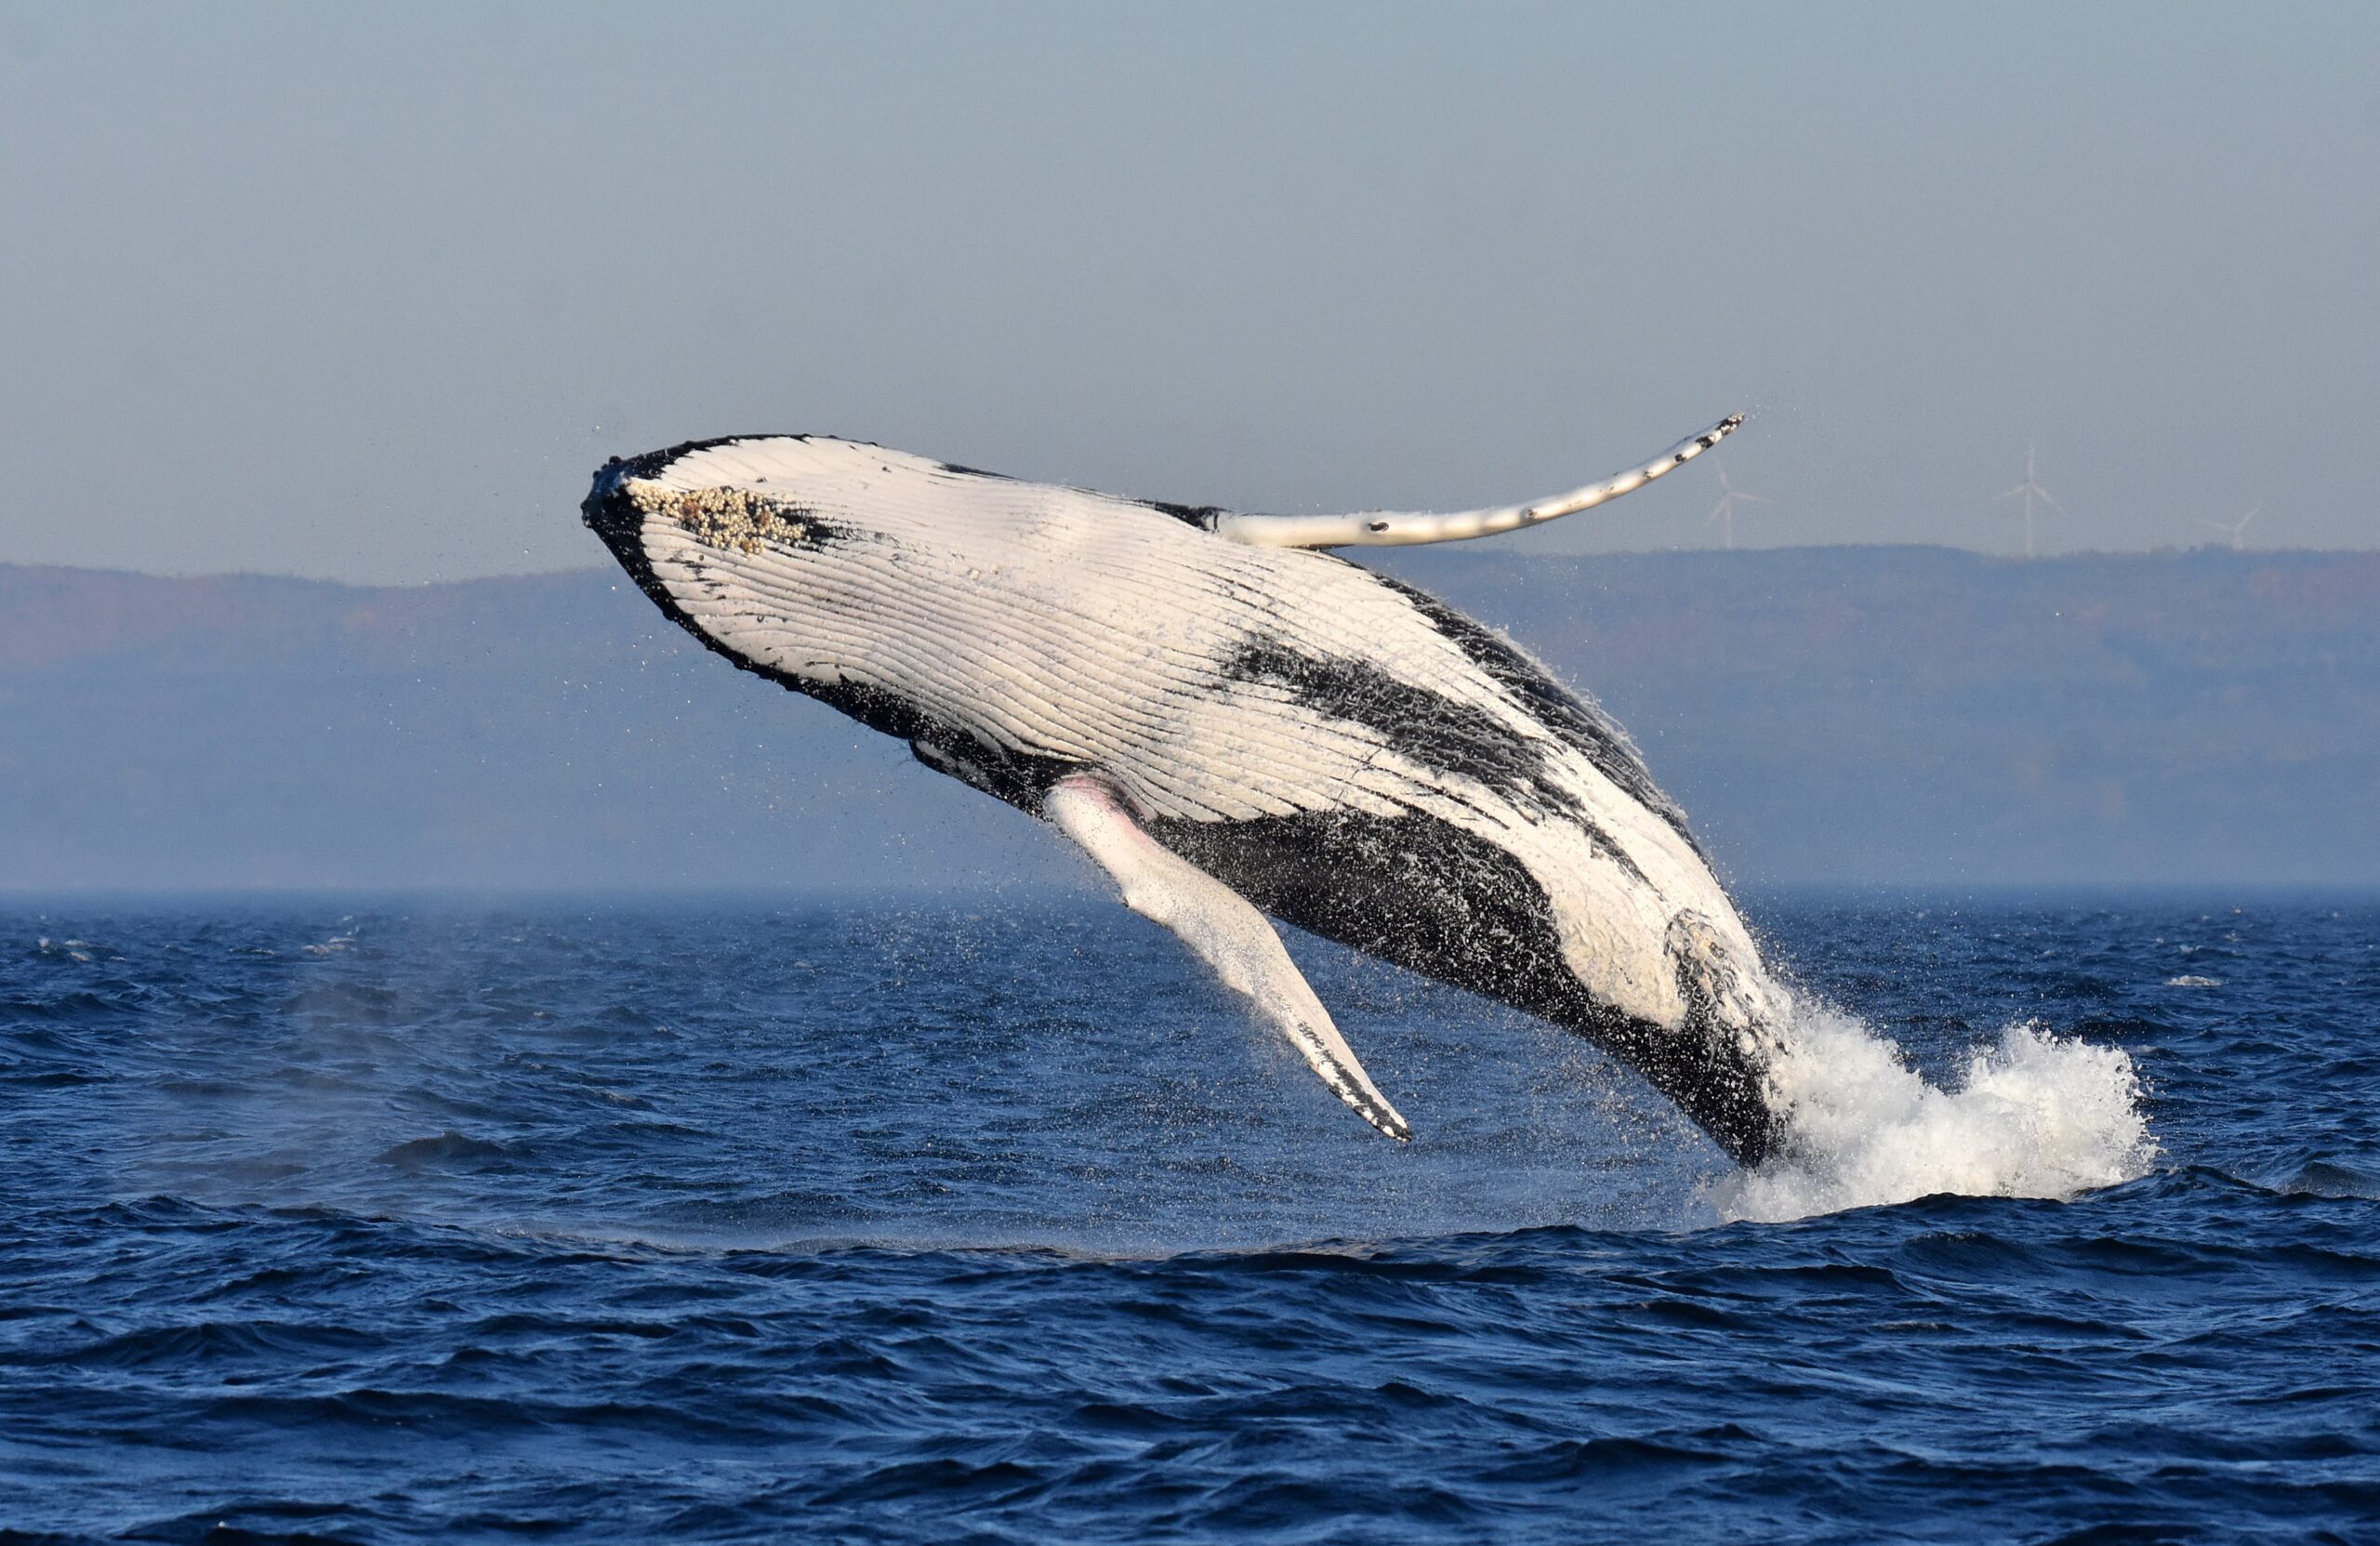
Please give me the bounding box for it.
[582,416,1796,1167]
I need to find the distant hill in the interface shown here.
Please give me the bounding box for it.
[2,548,2373,892]
[1375,546,2379,890]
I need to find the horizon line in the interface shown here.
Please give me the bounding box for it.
[5,541,2370,590]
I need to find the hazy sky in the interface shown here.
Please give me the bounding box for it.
[3,2,2373,582]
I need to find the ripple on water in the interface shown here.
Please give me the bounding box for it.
[0,895,2373,1543]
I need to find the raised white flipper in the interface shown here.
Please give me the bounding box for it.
[1044,774,1412,1142]
[1212,414,1741,549]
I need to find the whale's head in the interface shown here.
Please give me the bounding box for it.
[577,437,989,747]
[575,434,1223,756]
[580,438,883,590]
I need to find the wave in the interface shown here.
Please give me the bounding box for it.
[1716,1001,2157,1223]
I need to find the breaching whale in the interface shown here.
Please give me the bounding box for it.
[582,417,1797,1167]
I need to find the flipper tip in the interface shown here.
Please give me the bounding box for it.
[1358,1097,1413,1143]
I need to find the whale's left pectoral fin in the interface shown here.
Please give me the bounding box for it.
[1044,775,1411,1142]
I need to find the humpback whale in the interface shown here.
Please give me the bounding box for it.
[583,416,1797,1167]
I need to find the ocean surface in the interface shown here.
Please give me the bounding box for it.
[2,892,2374,1543]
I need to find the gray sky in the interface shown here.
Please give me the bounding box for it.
[3,1,2373,582]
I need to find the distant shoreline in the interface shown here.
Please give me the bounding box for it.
[6,548,2373,892]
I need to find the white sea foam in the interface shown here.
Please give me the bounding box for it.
[1713,998,2157,1223]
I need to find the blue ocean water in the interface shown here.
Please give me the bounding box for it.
[2,893,2374,1543]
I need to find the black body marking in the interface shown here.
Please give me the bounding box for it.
[935,460,1018,482]
[607,433,880,481]
[1367,573,1700,854]
[1215,636,1642,880]
[1139,498,1229,530]
[1152,808,1776,1166]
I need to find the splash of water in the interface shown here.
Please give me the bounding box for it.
[1714,1001,2157,1223]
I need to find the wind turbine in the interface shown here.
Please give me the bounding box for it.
[1707,467,1769,550]
[2198,506,2258,551]
[1998,443,2060,558]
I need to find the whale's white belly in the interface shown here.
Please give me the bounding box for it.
[617,435,1757,1029]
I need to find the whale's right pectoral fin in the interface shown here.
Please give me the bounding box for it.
[1043,774,1411,1142]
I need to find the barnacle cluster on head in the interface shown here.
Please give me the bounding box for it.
[624,481,811,556]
